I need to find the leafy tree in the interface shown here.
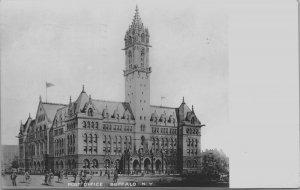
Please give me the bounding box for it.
[201,149,229,179]
[11,158,19,169]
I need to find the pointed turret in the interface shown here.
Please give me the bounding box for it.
[132,5,143,29]
[124,5,150,48]
[74,86,89,113]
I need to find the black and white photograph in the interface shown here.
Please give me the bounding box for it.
[0,0,299,189]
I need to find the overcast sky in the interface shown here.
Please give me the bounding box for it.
[1,0,228,153]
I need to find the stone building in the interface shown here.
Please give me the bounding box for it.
[18,6,204,175]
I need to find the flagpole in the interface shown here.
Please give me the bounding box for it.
[46,82,47,103]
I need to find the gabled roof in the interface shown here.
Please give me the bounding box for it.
[150,105,177,121]
[42,102,66,122]
[91,99,135,119]
[74,90,89,113]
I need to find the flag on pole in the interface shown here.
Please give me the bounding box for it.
[46,82,54,88]
[160,96,166,106]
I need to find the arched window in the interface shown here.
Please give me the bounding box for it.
[83,159,90,169]
[84,133,87,143]
[72,134,75,145]
[191,117,195,124]
[92,159,98,169]
[128,51,132,68]
[87,121,90,128]
[141,48,145,67]
[91,122,94,129]
[104,159,110,169]
[141,136,145,146]
[187,160,191,168]
[82,121,86,128]
[89,134,93,143]
[124,136,128,150]
[141,33,145,43]
[94,134,97,143]
[67,135,70,146]
[193,160,197,168]
[88,108,93,116]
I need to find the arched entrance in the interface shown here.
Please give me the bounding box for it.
[133,160,140,174]
[114,159,121,173]
[155,160,162,173]
[144,158,151,174]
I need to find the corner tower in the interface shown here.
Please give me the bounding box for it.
[123,6,151,151]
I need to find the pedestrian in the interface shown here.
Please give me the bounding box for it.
[10,171,17,186]
[60,170,64,182]
[48,169,53,185]
[25,170,30,184]
[113,170,118,183]
[64,170,68,179]
[107,171,110,180]
[57,170,61,182]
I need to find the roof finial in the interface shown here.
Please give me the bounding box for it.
[182,96,185,104]
[29,113,31,118]
[135,5,139,13]
[39,95,42,102]
[69,96,72,104]
[89,94,91,101]
[192,105,194,112]
[82,84,85,93]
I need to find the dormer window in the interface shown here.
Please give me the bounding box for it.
[88,108,93,116]
[191,117,195,124]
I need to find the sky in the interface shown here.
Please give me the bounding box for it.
[1,0,228,152]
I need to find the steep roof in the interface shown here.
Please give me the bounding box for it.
[73,89,89,113]
[42,102,66,122]
[91,99,135,119]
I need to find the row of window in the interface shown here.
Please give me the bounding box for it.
[82,121,99,129]
[83,133,97,154]
[151,137,177,154]
[186,128,200,135]
[125,33,147,47]
[33,125,47,139]
[187,149,198,156]
[54,138,64,157]
[102,135,132,155]
[28,142,46,156]
[67,122,76,131]
[152,127,177,134]
[187,138,198,147]
[187,159,198,168]
[67,134,75,155]
[54,128,64,136]
[150,116,176,125]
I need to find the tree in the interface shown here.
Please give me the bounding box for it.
[11,158,19,169]
[201,149,229,179]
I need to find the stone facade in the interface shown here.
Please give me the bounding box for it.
[17,6,204,175]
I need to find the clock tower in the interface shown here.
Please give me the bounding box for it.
[123,6,151,152]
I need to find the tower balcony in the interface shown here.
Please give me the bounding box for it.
[123,66,151,76]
